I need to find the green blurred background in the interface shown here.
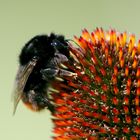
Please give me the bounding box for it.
[1,0,140,139]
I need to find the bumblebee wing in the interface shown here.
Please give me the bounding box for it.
[12,58,38,115]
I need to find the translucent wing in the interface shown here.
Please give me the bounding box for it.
[12,57,38,115]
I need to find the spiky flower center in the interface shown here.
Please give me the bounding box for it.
[51,28,140,140]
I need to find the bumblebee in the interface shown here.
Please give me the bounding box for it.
[12,33,71,114]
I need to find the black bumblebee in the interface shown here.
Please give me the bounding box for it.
[12,33,72,114]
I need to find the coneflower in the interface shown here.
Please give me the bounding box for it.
[51,28,140,140]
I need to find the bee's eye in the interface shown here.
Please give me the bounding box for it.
[51,41,58,47]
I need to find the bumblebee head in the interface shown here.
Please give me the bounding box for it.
[19,33,69,66]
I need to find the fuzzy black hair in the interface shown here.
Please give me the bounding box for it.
[19,33,69,66]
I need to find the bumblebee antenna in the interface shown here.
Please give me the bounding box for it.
[65,39,80,48]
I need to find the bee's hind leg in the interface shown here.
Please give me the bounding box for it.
[41,97,55,113]
[26,90,39,110]
[27,90,54,112]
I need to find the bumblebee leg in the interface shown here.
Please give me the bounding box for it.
[27,90,39,110]
[58,68,77,77]
[27,90,54,112]
[41,68,76,81]
[40,68,59,81]
[46,53,68,67]
[53,52,68,64]
[41,97,54,112]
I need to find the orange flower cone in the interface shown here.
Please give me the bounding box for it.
[51,28,140,140]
